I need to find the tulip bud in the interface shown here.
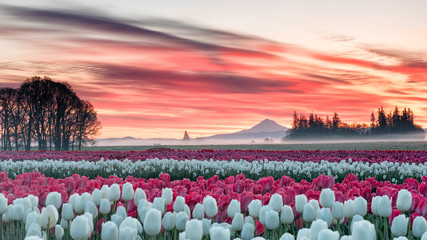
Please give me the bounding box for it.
[269,193,283,212]
[91,189,102,206]
[241,222,255,240]
[162,188,173,205]
[185,219,203,240]
[109,184,121,202]
[259,205,273,225]
[174,196,186,213]
[137,205,150,223]
[99,198,111,215]
[46,192,62,210]
[13,203,25,221]
[175,211,189,231]
[184,204,191,219]
[308,199,320,214]
[397,189,412,212]
[192,203,204,220]
[303,204,315,223]
[60,218,68,229]
[85,201,98,219]
[27,195,39,209]
[295,195,308,213]
[41,205,59,229]
[371,196,380,215]
[343,199,355,219]
[318,229,339,240]
[134,189,146,207]
[203,196,218,218]
[281,205,294,224]
[116,206,127,220]
[354,197,367,217]
[26,223,42,237]
[319,189,335,208]
[391,214,409,236]
[162,212,176,231]
[377,196,392,217]
[111,214,124,227]
[68,193,79,211]
[279,232,295,240]
[70,215,92,240]
[209,226,230,240]
[121,182,134,202]
[55,225,64,240]
[297,228,310,240]
[413,216,427,238]
[0,193,7,215]
[266,210,280,230]
[310,219,328,240]
[331,202,343,220]
[316,208,332,226]
[202,218,211,236]
[152,197,165,214]
[75,193,91,214]
[248,199,262,218]
[101,221,119,240]
[227,199,241,218]
[62,203,74,221]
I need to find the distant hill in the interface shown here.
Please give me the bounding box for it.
[202,119,288,140]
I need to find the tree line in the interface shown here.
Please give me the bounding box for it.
[288,106,424,139]
[0,76,101,151]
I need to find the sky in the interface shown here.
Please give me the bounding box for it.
[1,0,427,139]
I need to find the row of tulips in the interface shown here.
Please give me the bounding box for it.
[2,173,427,239]
[1,157,426,183]
[0,149,426,163]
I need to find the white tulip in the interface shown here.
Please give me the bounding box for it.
[295,195,308,213]
[99,198,111,215]
[231,212,244,231]
[26,223,42,237]
[176,211,189,231]
[391,214,408,236]
[354,197,367,217]
[192,203,204,220]
[28,195,39,209]
[134,189,146,207]
[241,222,255,240]
[281,205,294,224]
[45,192,62,210]
[316,208,332,226]
[296,228,310,240]
[266,210,280,230]
[25,211,41,232]
[371,196,381,215]
[319,189,335,208]
[91,189,102,206]
[269,193,283,212]
[85,201,98,219]
[259,205,273,225]
[122,183,134,202]
[162,188,173,205]
[55,225,64,240]
[331,202,343,220]
[343,199,355,219]
[202,218,212,236]
[109,184,121,202]
[144,209,162,236]
[203,196,218,218]
[101,221,119,240]
[70,215,92,240]
[209,226,230,240]
[280,232,295,240]
[101,185,110,199]
[310,219,327,240]
[0,193,7,214]
[377,196,392,217]
[162,212,176,231]
[116,206,127,220]
[185,219,203,240]
[119,226,137,240]
[174,196,186,213]
[75,193,91,214]
[308,200,320,214]
[303,204,315,223]
[318,229,339,240]
[413,216,427,238]
[152,197,165,214]
[396,189,412,212]
[111,214,124,227]
[41,205,59,229]
[248,199,262,218]
[352,220,376,240]
[422,232,427,240]
[13,203,25,221]
[393,237,409,240]
[62,203,74,221]
[60,218,68,229]
[227,199,241,218]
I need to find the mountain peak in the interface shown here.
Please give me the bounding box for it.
[242,119,288,133]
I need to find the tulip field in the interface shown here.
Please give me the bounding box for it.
[1,150,427,239]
